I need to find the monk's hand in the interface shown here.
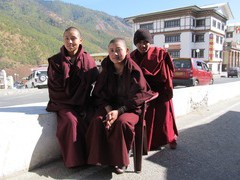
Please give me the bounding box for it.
[104,110,119,130]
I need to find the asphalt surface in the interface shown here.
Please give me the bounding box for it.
[4,95,240,180]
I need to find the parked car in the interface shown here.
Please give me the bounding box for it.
[173,58,213,87]
[14,81,25,89]
[25,69,48,89]
[227,67,240,78]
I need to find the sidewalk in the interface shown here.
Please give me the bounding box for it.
[5,95,240,180]
[213,71,227,79]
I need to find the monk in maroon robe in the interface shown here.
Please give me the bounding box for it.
[130,29,178,151]
[86,38,153,174]
[46,27,99,168]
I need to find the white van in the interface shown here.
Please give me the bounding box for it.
[25,69,48,89]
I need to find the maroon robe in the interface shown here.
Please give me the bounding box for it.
[131,47,178,150]
[46,45,99,168]
[86,55,153,167]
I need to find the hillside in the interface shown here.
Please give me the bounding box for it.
[0,0,132,79]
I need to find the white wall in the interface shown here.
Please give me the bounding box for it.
[180,32,193,57]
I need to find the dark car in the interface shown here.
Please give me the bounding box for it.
[173,58,213,87]
[227,67,240,78]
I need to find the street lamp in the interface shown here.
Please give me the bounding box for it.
[14,73,19,83]
[196,49,200,58]
[14,73,17,82]
[164,44,169,51]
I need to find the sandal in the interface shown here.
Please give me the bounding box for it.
[114,166,127,174]
[169,140,177,149]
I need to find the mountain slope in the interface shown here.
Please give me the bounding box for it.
[0,0,132,78]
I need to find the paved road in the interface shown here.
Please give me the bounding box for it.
[6,95,240,180]
[1,74,239,107]
[0,88,49,107]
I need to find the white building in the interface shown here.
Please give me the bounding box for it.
[125,3,233,74]
[0,69,14,89]
[224,23,240,70]
[0,69,7,89]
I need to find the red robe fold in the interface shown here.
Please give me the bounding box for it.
[46,45,99,167]
[131,47,178,150]
[86,55,153,167]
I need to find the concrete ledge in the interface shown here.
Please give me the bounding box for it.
[173,81,240,116]
[0,103,60,178]
[1,81,240,178]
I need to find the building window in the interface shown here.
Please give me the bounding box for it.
[192,33,205,42]
[169,50,180,58]
[215,50,222,58]
[213,20,216,27]
[196,19,205,27]
[217,22,221,29]
[215,50,219,58]
[220,50,222,58]
[216,36,220,43]
[139,23,154,30]
[192,19,196,27]
[192,49,204,58]
[208,64,212,71]
[222,24,225,30]
[164,19,180,28]
[220,37,223,44]
[165,34,180,42]
[226,32,233,38]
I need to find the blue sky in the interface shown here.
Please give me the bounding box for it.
[62,0,239,24]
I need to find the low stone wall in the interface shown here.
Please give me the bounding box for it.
[173,81,240,117]
[1,81,240,178]
[0,103,60,178]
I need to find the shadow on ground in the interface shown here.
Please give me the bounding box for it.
[147,110,240,180]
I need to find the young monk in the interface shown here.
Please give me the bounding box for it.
[86,38,153,174]
[46,27,99,168]
[130,29,178,150]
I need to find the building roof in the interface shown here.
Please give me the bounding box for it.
[125,3,233,23]
[200,3,234,20]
